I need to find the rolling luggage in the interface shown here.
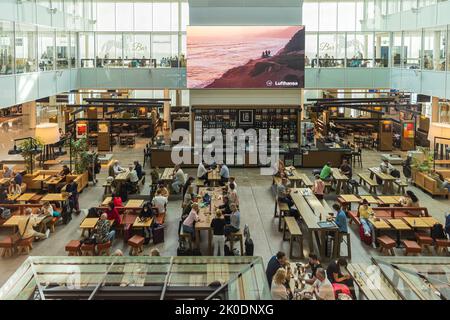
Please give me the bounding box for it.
[245,238,254,256]
[359,224,372,245]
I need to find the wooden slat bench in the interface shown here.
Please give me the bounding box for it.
[378,235,396,256]
[348,211,361,225]
[394,179,409,194]
[274,199,290,232]
[402,240,421,256]
[282,216,304,259]
[358,173,378,194]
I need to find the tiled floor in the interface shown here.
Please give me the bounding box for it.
[0,119,449,287]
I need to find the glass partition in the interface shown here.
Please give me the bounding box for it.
[347,32,374,67]
[392,32,403,67]
[80,32,95,68]
[69,32,77,68]
[0,21,14,75]
[374,32,390,67]
[123,33,154,67]
[403,31,422,69]
[0,256,270,300]
[38,27,55,71]
[305,33,318,67]
[134,2,153,31]
[96,33,123,67]
[15,24,37,74]
[318,33,346,67]
[56,31,69,69]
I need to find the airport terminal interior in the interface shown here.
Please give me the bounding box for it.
[0,0,449,301]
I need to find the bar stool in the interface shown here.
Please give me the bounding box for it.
[352,148,362,168]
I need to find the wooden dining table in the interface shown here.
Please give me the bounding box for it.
[368,167,396,194]
[284,167,304,188]
[80,218,99,237]
[125,199,145,208]
[207,168,221,186]
[16,193,37,203]
[160,168,174,183]
[377,196,402,206]
[331,168,349,194]
[387,218,411,246]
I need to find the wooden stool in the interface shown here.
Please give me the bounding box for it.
[435,239,450,255]
[282,217,304,259]
[16,237,33,255]
[48,216,60,233]
[338,232,352,260]
[179,233,193,251]
[128,235,145,256]
[96,241,111,256]
[403,240,421,256]
[377,235,396,256]
[65,240,81,256]
[415,233,433,253]
[275,201,290,232]
[0,236,15,258]
[229,231,244,256]
[80,243,96,256]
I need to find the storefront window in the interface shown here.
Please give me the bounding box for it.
[56,32,69,69]
[15,24,37,74]
[38,28,55,71]
[0,21,14,75]
[347,33,374,67]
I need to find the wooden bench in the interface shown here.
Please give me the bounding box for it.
[300,175,313,188]
[282,216,304,259]
[403,240,421,256]
[274,199,290,232]
[96,241,112,256]
[415,233,433,253]
[394,179,409,194]
[230,230,244,256]
[358,173,378,194]
[80,243,96,256]
[435,239,450,255]
[65,240,81,256]
[16,237,33,255]
[102,181,112,198]
[128,235,145,256]
[377,235,396,256]
[323,181,332,194]
[348,211,361,225]
[0,236,15,258]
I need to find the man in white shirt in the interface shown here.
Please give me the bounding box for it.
[380,159,394,175]
[151,190,168,214]
[129,165,139,184]
[113,160,125,176]
[197,160,209,182]
[312,268,335,300]
[219,164,230,185]
[172,165,186,194]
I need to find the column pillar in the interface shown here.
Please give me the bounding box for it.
[433,31,441,70]
[163,89,171,131]
[22,101,37,129]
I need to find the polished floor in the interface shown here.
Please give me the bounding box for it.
[0,118,449,287]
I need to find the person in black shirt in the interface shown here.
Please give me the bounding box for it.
[305,253,322,285]
[339,159,352,179]
[266,251,288,288]
[0,186,12,203]
[140,202,154,242]
[134,161,144,180]
[182,176,195,198]
[59,165,71,177]
[66,180,80,214]
[326,258,355,299]
[211,209,226,256]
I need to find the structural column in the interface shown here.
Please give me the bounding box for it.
[163,89,171,131]
[22,101,37,129]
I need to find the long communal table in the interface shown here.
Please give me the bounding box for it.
[290,188,339,260]
[368,167,396,194]
[331,168,349,194]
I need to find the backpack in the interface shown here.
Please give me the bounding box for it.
[391,169,400,178]
[0,207,11,220]
[243,225,254,256]
[87,207,100,218]
[431,223,446,241]
[332,283,352,300]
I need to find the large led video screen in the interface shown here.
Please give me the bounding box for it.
[187,26,305,89]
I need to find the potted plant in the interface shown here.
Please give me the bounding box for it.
[19,138,43,174]
[411,147,433,173]
[68,137,90,174]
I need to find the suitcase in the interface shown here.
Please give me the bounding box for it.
[61,204,72,225]
[152,225,165,244]
[359,224,372,245]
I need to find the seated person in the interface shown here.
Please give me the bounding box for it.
[128,164,139,186]
[13,172,23,185]
[94,213,116,243]
[227,183,239,207]
[171,165,186,194]
[311,175,325,200]
[182,202,200,239]
[3,165,13,178]
[182,176,195,198]
[277,177,294,207]
[312,268,335,300]
[183,185,197,209]
[266,251,289,288]
[358,199,376,247]
[0,186,12,203]
[326,258,355,299]
[134,161,144,180]
[224,203,240,236]
[106,202,122,226]
[228,176,237,190]
[139,202,154,242]
[304,253,323,285]
[59,165,71,177]
[271,268,289,300]
[41,201,60,217]
[445,213,450,236]
[319,162,333,181]
[219,164,230,185]
[19,208,50,240]
[399,190,420,208]
[112,160,125,177]
[111,193,123,207]
[152,189,168,214]
[431,171,450,192]
[8,181,21,196]
[332,203,348,234]
[339,160,352,179]
[216,195,232,219]
[275,159,286,177]
[197,160,210,183]
[157,181,169,198]
[380,159,394,175]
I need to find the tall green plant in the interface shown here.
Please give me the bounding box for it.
[411,147,433,173]
[68,137,89,174]
[19,138,43,174]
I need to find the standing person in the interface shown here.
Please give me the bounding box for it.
[265,251,288,288]
[219,163,230,186]
[332,203,348,234]
[326,258,355,299]
[66,180,80,214]
[319,162,333,181]
[271,268,289,300]
[134,161,144,180]
[172,165,186,194]
[312,268,335,300]
[182,176,195,198]
[58,128,65,154]
[94,213,115,243]
[182,202,200,239]
[224,203,240,236]
[311,175,325,200]
[211,209,226,256]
